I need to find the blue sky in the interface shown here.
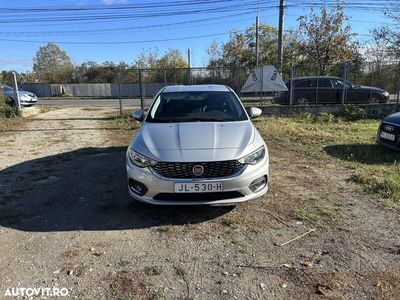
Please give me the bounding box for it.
[0,0,394,72]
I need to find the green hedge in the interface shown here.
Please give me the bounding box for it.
[0,96,17,118]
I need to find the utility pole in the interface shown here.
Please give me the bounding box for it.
[11,72,21,116]
[139,69,145,110]
[277,0,285,73]
[255,15,259,66]
[187,48,191,85]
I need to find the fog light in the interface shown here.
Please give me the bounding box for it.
[249,176,268,193]
[129,179,148,196]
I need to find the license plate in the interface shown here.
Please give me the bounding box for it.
[380,131,396,141]
[174,182,223,193]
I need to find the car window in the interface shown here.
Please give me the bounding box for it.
[318,78,332,87]
[146,91,248,123]
[295,79,316,88]
[331,79,351,88]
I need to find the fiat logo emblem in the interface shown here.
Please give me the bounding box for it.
[192,165,204,176]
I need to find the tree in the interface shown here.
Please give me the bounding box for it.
[0,70,36,85]
[133,48,187,69]
[206,40,224,68]
[206,23,302,71]
[372,10,400,59]
[33,43,75,83]
[297,3,359,74]
[133,48,160,69]
[133,48,188,83]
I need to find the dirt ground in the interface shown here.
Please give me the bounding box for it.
[1,107,400,300]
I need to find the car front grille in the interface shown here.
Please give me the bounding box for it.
[151,160,245,179]
[380,122,400,145]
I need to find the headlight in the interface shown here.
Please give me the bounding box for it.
[128,148,158,168]
[238,146,265,165]
[19,93,30,100]
[383,91,389,97]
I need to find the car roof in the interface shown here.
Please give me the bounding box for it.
[290,76,342,81]
[162,84,230,93]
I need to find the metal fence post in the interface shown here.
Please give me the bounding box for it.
[341,62,347,105]
[369,62,373,103]
[117,69,122,115]
[316,65,320,105]
[397,63,400,106]
[289,65,294,106]
[139,69,145,110]
[11,72,21,116]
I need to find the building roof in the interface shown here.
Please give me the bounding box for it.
[162,84,230,93]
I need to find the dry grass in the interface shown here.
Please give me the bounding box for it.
[254,115,400,203]
[103,109,140,146]
[0,117,28,132]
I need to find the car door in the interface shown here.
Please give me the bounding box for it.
[293,79,316,104]
[330,78,351,104]
[316,78,334,104]
[346,83,367,103]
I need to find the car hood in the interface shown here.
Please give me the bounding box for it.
[139,121,255,151]
[383,112,400,125]
[359,86,387,93]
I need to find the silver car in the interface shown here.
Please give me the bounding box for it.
[3,85,38,106]
[126,85,269,205]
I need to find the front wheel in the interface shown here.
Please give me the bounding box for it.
[297,97,309,105]
[370,96,380,104]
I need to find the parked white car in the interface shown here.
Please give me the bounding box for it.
[3,85,38,106]
[126,84,269,205]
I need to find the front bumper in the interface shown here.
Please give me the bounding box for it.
[377,138,400,150]
[126,157,269,205]
[20,97,38,105]
[377,122,400,150]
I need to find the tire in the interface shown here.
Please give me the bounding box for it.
[297,97,309,105]
[370,96,380,104]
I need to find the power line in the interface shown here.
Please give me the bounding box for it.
[0,30,247,45]
[0,12,278,36]
[0,1,269,24]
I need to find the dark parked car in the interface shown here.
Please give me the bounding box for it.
[377,112,400,150]
[273,76,389,105]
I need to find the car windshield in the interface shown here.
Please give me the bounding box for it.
[146,91,248,123]
[3,85,24,91]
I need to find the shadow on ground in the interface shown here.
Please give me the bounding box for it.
[0,147,233,232]
[324,143,399,164]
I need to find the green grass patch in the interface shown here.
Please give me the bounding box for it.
[255,114,400,203]
[174,266,186,278]
[294,208,320,225]
[0,96,27,132]
[144,266,163,276]
[103,109,139,146]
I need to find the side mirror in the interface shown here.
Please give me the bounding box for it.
[132,109,145,122]
[248,107,262,119]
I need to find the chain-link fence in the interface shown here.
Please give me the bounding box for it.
[278,61,400,106]
[15,61,400,110]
